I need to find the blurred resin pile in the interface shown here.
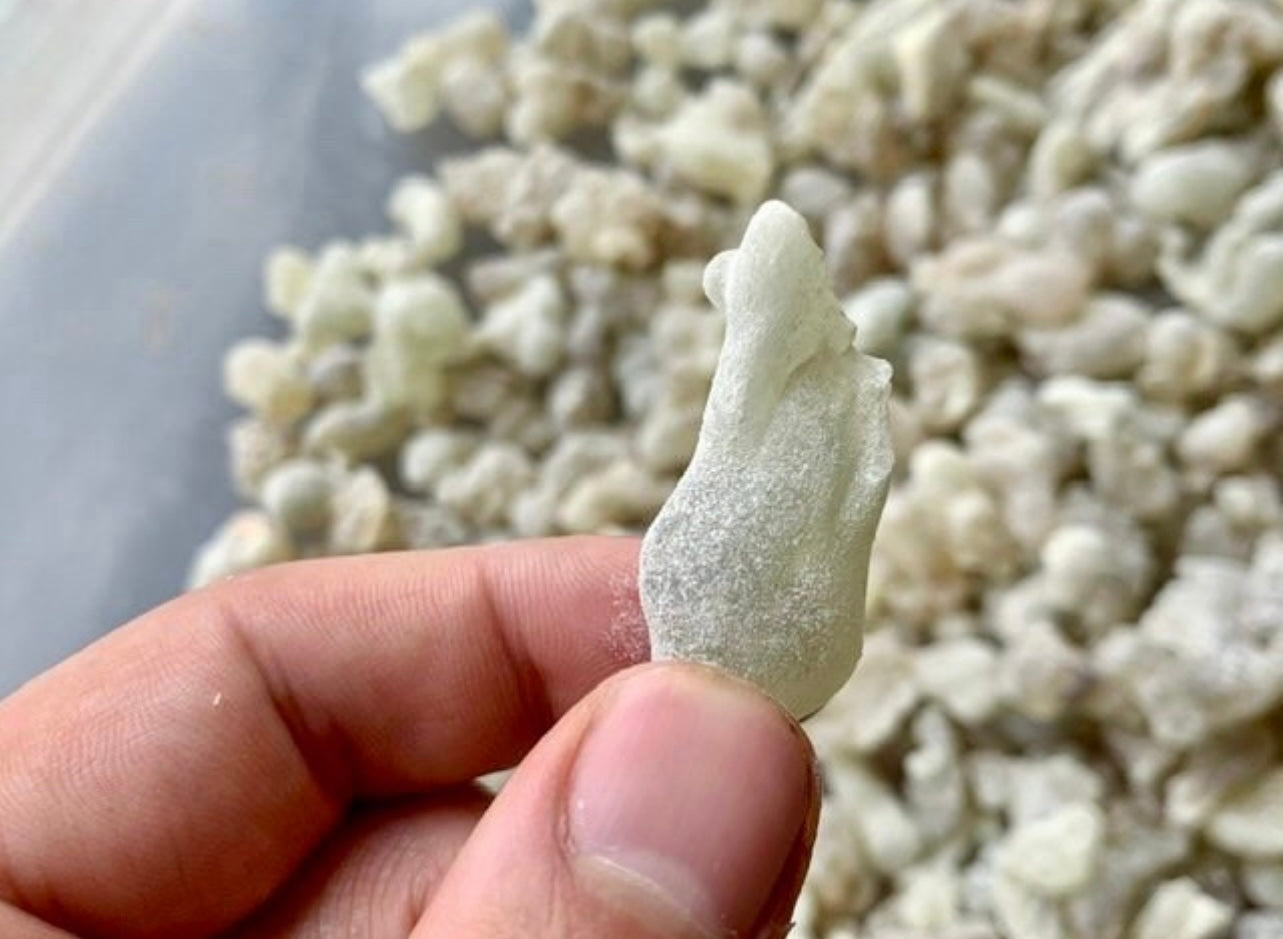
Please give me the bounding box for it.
[192,1,1283,936]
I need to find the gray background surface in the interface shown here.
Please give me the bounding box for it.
[0,0,505,695]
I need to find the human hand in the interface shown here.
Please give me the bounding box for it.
[0,537,817,938]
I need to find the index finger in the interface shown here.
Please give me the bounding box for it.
[0,536,646,938]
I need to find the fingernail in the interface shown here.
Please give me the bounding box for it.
[568,666,813,937]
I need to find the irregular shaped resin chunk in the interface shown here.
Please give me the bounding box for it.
[639,200,894,718]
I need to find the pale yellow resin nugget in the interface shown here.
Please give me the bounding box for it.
[639,200,894,719]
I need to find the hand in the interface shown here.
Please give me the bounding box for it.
[0,537,817,938]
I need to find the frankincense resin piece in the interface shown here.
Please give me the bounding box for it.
[639,200,893,718]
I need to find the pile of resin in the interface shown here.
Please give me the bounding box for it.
[194,1,1283,936]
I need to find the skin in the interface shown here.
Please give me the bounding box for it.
[0,536,818,939]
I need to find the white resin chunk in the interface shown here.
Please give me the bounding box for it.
[639,201,894,718]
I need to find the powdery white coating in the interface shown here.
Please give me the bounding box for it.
[639,201,893,719]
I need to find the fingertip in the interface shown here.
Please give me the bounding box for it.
[415,661,817,938]
[568,663,817,938]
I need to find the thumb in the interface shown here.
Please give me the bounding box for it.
[414,663,819,939]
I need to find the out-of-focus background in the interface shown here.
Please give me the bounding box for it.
[0,0,507,695]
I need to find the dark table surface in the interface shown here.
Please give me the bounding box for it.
[0,0,504,696]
